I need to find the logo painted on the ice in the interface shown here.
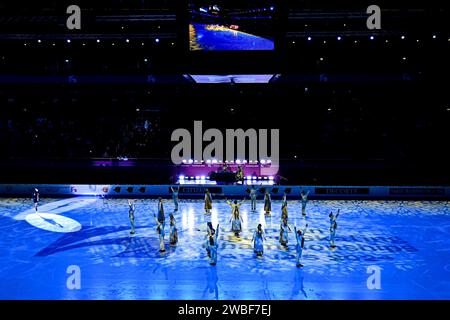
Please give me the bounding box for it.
[66,265,81,290]
[25,213,82,233]
[366,265,381,289]
[171,121,280,175]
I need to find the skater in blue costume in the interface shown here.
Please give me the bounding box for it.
[32,188,40,212]
[128,200,136,235]
[205,222,215,257]
[170,186,179,212]
[169,213,178,245]
[294,224,308,267]
[249,184,261,212]
[252,224,266,257]
[279,217,291,247]
[300,190,310,216]
[329,209,340,248]
[157,197,165,232]
[153,213,166,252]
[281,192,288,208]
[208,224,220,265]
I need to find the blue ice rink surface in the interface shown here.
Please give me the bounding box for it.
[0,197,449,300]
[190,23,274,51]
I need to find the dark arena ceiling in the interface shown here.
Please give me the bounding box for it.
[0,1,448,185]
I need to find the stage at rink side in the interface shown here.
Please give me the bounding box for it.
[0,184,449,200]
[0,197,449,299]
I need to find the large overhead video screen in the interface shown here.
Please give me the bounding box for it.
[188,0,276,51]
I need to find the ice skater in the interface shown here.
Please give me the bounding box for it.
[281,200,289,222]
[280,217,291,247]
[294,224,308,267]
[153,213,166,252]
[264,190,272,216]
[170,186,179,212]
[226,198,245,236]
[329,209,340,248]
[208,224,220,265]
[169,213,178,245]
[281,192,288,208]
[236,165,244,184]
[204,189,213,214]
[32,188,40,212]
[128,200,136,235]
[205,222,215,257]
[157,197,165,232]
[249,184,261,211]
[300,190,310,216]
[252,224,267,257]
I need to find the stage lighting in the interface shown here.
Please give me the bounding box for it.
[206,159,211,164]
[179,175,185,180]
[433,35,437,39]
[195,176,200,180]
[200,176,206,180]
[260,160,266,164]
[96,39,100,43]
[155,38,160,43]
[267,160,272,164]
[307,37,312,41]
[188,159,193,164]
[37,40,41,43]
[212,159,218,164]
[236,159,241,164]
[126,39,130,43]
[401,35,405,40]
[127,187,133,193]
[337,36,342,41]
[269,176,274,180]
[67,39,71,43]
[370,36,375,40]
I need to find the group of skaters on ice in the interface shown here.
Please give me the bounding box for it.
[32,186,340,268]
[127,186,340,268]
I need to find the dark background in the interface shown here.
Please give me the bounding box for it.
[0,1,448,185]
